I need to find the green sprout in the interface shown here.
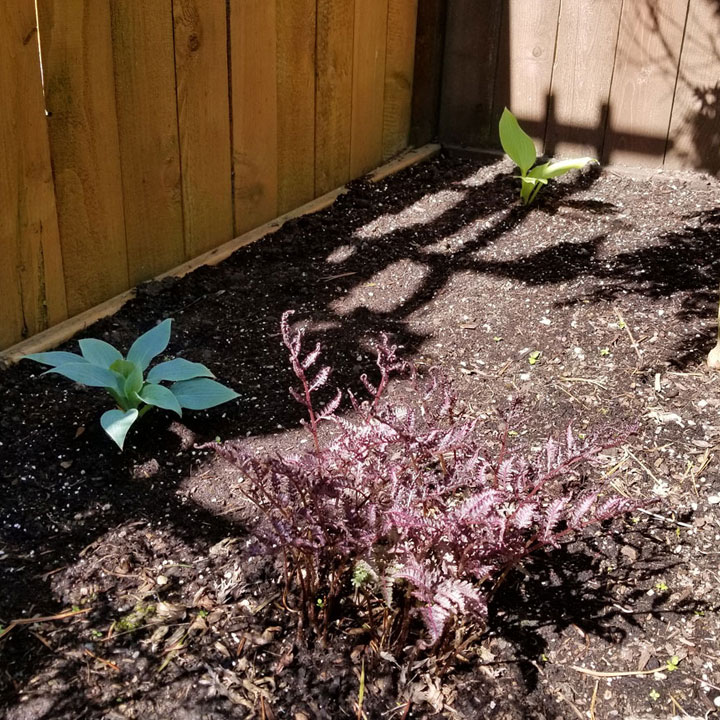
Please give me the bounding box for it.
[666,655,680,672]
[24,319,239,449]
[649,689,660,701]
[655,580,669,592]
[528,350,541,365]
[499,108,598,204]
[600,347,610,356]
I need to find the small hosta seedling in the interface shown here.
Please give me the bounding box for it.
[499,108,598,204]
[24,319,239,450]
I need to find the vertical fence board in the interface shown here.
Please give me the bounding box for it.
[110,0,185,285]
[410,0,447,146]
[277,0,316,214]
[1,0,422,350]
[0,0,67,349]
[493,0,561,149]
[665,0,720,175]
[173,0,233,258]
[37,0,129,316]
[604,0,689,166]
[315,0,355,195]
[382,0,418,159]
[351,0,390,176]
[440,0,502,147]
[544,0,623,159]
[229,0,278,235]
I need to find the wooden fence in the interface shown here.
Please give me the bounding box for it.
[440,0,720,175]
[0,0,421,351]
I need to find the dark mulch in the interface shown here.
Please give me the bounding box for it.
[2,151,720,719]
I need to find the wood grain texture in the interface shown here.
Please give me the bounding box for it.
[665,0,720,175]
[382,0,418,159]
[37,0,129,316]
[604,0,690,166]
[0,0,67,350]
[351,0,390,176]
[493,0,561,149]
[544,0,623,159]
[315,0,355,195]
[276,0,316,213]
[439,0,502,147]
[410,0,447,146]
[173,0,233,257]
[1,143,440,366]
[110,0,185,284]
[230,0,278,234]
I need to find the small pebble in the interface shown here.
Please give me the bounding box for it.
[708,496,720,505]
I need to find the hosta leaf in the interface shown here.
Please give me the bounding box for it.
[137,383,182,416]
[499,107,536,175]
[146,358,214,383]
[24,351,87,368]
[529,157,597,180]
[79,338,123,367]
[101,408,139,450]
[170,378,239,410]
[127,319,172,371]
[110,358,136,378]
[44,362,121,389]
[518,175,547,187]
[124,364,144,397]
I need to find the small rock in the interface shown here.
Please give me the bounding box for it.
[156,575,169,586]
[707,495,720,505]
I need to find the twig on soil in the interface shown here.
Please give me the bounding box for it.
[569,664,665,678]
[36,565,69,581]
[496,359,511,377]
[554,690,586,720]
[559,376,608,390]
[320,271,357,281]
[554,383,590,408]
[0,607,91,640]
[613,307,643,361]
[28,630,55,652]
[589,679,599,720]
[84,648,120,672]
[625,449,663,486]
[635,507,693,529]
[670,693,691,717]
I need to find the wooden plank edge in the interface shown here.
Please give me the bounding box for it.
[0,143,441,367]
[370,143,440,181]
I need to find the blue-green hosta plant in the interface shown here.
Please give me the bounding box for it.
[499,107,598,204]
[24,319,239,449]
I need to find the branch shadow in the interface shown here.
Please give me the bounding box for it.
[2,150,713,717]
[487,523,703,693]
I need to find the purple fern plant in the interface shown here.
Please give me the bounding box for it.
[210,311,639,651]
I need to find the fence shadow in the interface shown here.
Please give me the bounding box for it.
[1,153,716,717]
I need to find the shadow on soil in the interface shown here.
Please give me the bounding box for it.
[1,153,717,716]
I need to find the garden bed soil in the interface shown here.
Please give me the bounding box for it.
[2,151,720,719]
